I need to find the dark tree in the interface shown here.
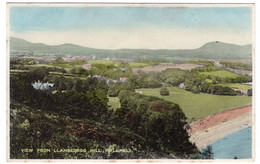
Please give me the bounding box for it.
[201,145,214,159]
[247,88,252,96]
[108,85,120,97]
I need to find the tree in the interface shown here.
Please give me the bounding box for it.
[247,88,252,96]
[55,57,64,63]
[60,68,67,73]
[119,62,130,68]
[201,145,214,159]
[160,87,169,96]
[73,79,84,92]
[58,80,66,91]
[191,86,200,93]
[108,84,119,97]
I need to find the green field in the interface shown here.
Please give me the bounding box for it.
[108,96,121,111]
[216,83,251,90]
[88,60,153,68]
[10,70,29,73]
[200,70,240,78]
[29,60,152,72]
[30,63,83,72]
[30,64,58,68]
[89,60,120,66]
[128,62,153,68]
[29,64,70,71]
[47,60,86,68]
[136,87,252,122]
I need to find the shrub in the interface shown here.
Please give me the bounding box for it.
[160,87,169,96]
[247,88,252,96]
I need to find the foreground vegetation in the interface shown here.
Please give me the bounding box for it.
[9,58,252,159]
[10,67,201,159]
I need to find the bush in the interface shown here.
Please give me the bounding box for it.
[160,87,169,96]
[201,145,214,159]
[247,88,252,96]
[108,86,119,97]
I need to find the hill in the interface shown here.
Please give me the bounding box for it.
[10,37,252,61]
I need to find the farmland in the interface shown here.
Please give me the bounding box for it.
[88,60,155,68]
[136,87,252,122]
[216,83,251,90]
[30,63,76,72]
[224,67,252,76]
[132,63,203,74]
[88,60,120,66]
[215,59,252,65]
[200,70,241,78]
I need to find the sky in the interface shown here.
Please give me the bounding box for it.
[9,5,253,49]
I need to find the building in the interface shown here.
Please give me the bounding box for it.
[118,77,129,83]
[92,75,108,83]
[214,60,222,67]
[82,63,92,70]
[28,61,39,65]
[32,81,54,91]
[135,91,143,94]
[179,83,186,89]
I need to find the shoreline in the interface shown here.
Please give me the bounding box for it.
[188,105,252,149]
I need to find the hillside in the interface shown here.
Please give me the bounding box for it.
[10,37,252,61]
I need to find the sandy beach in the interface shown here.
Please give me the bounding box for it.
[188,105,252,149]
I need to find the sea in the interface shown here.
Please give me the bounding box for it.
[209,127,252,159]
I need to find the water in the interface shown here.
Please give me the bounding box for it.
[210,127,252,159]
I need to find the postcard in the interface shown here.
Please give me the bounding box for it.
[7,3,254,161]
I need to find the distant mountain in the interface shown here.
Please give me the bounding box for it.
[194,41,252,59]
[10,37,252,61]
[10,37,101,55]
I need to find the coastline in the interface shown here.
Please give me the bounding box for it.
[188,105,252,149]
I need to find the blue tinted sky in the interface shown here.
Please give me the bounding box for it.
[9,6,253,49]
[10,7,251,32]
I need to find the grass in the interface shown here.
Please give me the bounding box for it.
[10,70,29,73]
[108,96,121,111]
[216,83,251,90]
[88,60,154,68]
[29,64,72,71]
[30,60,153,71]
[206,79,212,83]
[200,70,240,78]
[136,87,252,122]
[88,60,120,67]
[49,72,63,75]
[128,62,153,68]
[29,60,152,72]
[29,63,83,72]
[29,64,57,68]
[28,60,86,69]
